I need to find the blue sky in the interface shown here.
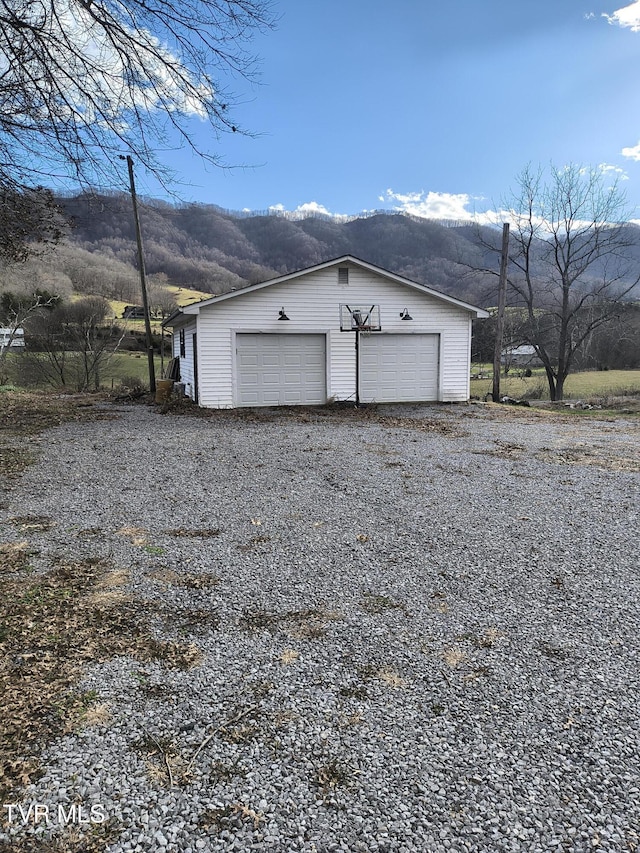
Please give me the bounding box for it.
[134,0,640,222]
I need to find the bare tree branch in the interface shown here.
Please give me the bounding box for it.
[0,0,274,257]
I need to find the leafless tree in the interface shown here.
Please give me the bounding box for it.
[474,164,640,401]
[0,286,60,382]
[147,275,178,318]
[0,0,275,189]
[0,0,274,261]
[22,296,126,390]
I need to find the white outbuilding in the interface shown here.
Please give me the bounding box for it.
[163,255,489,408]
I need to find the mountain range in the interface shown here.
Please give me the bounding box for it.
[3,192,638,312]
[57,192,502,306]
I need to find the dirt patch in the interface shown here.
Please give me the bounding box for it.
[537,444,640,473]
[157,395,461,434]
[239,607,343,638]
[7,515,56,533]
[0,446,36,479]
[0,541,33,573]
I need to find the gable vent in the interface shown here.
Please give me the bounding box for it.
[338,267,349,284]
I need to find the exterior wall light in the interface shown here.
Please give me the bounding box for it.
[278,308,290,320]
[400,308,413,320]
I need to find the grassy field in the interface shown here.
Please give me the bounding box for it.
[470,368,640,401]
[103,353,165,387]
[0,352,166,391]
[108,284,213,324]
[4,347,640,399]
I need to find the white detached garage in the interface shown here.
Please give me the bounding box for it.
[163,256,488,408]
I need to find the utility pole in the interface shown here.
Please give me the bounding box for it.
[492,222,510,403]
[120,154,156,392]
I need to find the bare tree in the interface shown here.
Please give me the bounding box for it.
[147,275,179,318]
[475,165,640,401]
[0,287,60,383]
[22,296,125,390]
[0,0,274,190]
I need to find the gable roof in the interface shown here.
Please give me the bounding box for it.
[163,255,489,325]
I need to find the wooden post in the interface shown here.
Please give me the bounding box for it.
[122,155,156,393]
[492,223,510,403]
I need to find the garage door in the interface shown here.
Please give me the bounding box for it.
[236,333,326,407]
[359,333,439,403]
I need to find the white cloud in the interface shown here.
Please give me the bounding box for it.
[603,1,640,31]
[294,201,334,217]
[267,201,349,220]
[381,189,492,223]
[597,162,629,178]
[621,142,640,160]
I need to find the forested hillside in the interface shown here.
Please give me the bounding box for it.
[55,192,498,306]
[3,191,640,317]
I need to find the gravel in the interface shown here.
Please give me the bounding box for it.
[1,400,639,852]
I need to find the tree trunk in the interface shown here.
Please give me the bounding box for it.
[543,364,558,401]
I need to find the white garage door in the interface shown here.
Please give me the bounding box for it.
[236,333,326,407]
[359,333,439,403]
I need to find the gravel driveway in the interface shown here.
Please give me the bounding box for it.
[1,400,639,853]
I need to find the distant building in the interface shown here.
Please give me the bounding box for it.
[0,328,25,349]
[122,305,146,319]
[501,345,542,368]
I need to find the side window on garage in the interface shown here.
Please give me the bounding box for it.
[179,328,186,357]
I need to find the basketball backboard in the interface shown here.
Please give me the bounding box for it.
[339,304,381,332]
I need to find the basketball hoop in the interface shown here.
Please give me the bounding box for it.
[339,304,381,332]
[338,304,381,407]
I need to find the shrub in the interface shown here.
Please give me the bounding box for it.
[520,382,546,400]
[118,374,146,393]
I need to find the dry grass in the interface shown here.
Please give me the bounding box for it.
[278,648,300,665]
[7,514,55,532]
[442,647,468,668]
[158,395,461,434]
[0,541,33,573]
[0,819,121,853]
[538,444,640,473]
[314,758,359,798]
[375,666,408,688]
[359,592,404,615]
[0,390,115,436]
[0,556,203,803]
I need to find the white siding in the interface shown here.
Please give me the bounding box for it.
[182,263,474,407]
